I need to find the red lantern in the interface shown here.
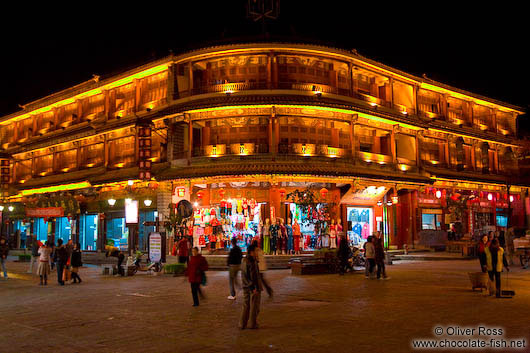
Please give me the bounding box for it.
[320,188,329,200]
[219,189,225,198]
[196,190,204,199]
[279,188,286,199]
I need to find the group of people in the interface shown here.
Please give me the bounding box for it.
[29,237,83,286]
[477,231,510,297]
[363,232,389,280]
[182,236,272,329]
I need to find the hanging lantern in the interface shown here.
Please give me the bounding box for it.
[196,190,204,199]
[503,193,508,200]
[487,193,493,201]
[509,195,514,203]
[517,194,521,201]
[391,195,399,204]
[219,188,226,198]
[377,200,383,206]
[279,188,287,199]
[320,188,329,199]
[435,190,442,199]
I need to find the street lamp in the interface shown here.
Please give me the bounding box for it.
[144,199,152,207]
[8,206,14,212]
[108,198,117,206]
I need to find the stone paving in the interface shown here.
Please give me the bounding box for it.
[1,258,530,353]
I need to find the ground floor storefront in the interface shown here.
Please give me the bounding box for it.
[1,176,528,254]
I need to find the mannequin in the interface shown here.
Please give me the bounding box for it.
[286,218,294,254]
[279,218,287,255]
[263,218,271,254]
[329,219,337,249]
[270,218,279,255]
[293,219,301,254]
[336,219,343,247]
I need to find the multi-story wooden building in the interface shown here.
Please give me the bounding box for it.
[0,43,527,252]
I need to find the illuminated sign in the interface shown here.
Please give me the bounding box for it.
[149,233,162,262]
[125,200,138,224]
[26,207,64,218]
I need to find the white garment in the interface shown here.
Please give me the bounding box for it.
[329,236,337,249]
[364,242,375,258]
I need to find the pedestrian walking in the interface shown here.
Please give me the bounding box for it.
[364,236,376,279]
[0,237,9,279]
[374,232,389,280]
[485,239,510,297]
[38,241,52,285]
[185,247,208,306]
[53,239,68,285]
[177,236,190,264]
[337,234,352,275]
[27,236,42,274]
[227,237,243,300]
[70,243,83,284]
[239,244,262,329]
[477,235,489,272]
[252,240,273,297]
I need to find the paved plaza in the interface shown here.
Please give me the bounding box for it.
[1,258,529,353]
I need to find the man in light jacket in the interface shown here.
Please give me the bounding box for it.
[252,240,273,297]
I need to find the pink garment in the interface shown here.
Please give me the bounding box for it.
[361,223,370,239]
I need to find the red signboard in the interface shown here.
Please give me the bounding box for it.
[26,207,64,218]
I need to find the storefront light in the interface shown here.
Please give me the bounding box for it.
[127,180,134,186]
[435,190,442,199]
[125,198,133,205]
[8,205,14,212]
[193,202,198,207]
[376,201,383,206]
[487,193,493,201]
[144,199,152,207]
[108,198,117,206]
[386,200,393,206]
[0,205,4,211]
[391,196,399,204]
[509,195,514,203]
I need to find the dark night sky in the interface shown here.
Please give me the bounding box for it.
[1,1,528,134]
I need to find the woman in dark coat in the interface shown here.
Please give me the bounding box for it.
[70,243,83,283]
[185,247,209,306]
[374,234,388,279]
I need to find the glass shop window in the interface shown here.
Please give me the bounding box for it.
[80,214,98,251]
[54,217,73,245]
[106,217,128,251]
[422,212,442,230]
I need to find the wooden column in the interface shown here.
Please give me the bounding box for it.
[272,55,278,89]
[492,108,497,132]
[415,132,421,167]
[188,62,194,95]
[77,99,83,123]
[349,120,355,159]
[187,117,193,165]
[103,89,110,122]
[444,139,450,166]
[75,142,81,171]
[104,135,109,168]
[267,52,273,89]
[391,126,397,164]
[167,63,176,102]
[134,78,141,113]
[348,62,354,97]
[471,139,476,171]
